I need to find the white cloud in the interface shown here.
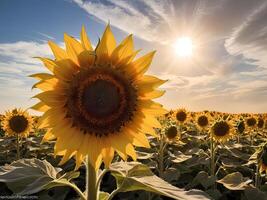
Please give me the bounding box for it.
[0,41,53,113]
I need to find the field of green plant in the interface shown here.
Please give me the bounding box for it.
[1,110,267,200]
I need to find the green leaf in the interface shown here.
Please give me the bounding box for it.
[243,187,267,200]
[0,158,79,195]
[169,151,192,163]
[189,171,216,190]
[99,192,110,200]
[217,172,252,190]
[110,162,210,200]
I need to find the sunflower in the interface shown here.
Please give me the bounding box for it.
[195,112,211,130]
[257,117,265,129]
[164,125,179,140]
[175,108,188,124]
[1,108,33,138]
[210,119,233,142]
[236,120,245,134]
[246,116,257,129]
[31,24,167,170]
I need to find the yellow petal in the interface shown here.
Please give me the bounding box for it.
[139,100,168,116]
[143,114,161,128]
[111,34,133,64]
[87,135,103,170]
[30,102,50,112]
[139,90,165,99]
[109,133,132,161]
[126,143,137,161]
[125,127,150,148]
[74,153,85,171]
[81,25,93,50]
[37,57,75,81]
[136,75,167,89]
[29,73,53,81]
[101,138,114,167]
[37,108,66,129]
[41,129,55,143]
[96,24,116,64]
[36,57,57,73]
[33,91,66,107]
[58,150,75,165]
[64,33,84,65]
[129,51,156,78]
[78,50,95,69]
[32,78,58,91]
[48,40,68,60]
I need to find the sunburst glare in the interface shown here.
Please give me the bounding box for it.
[174,37,193,57]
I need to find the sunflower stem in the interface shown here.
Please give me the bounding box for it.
[86,157,98,200]
[16,134,20,160]
[255,162,260,189]
[210,134,216,189]
[158,134,164,178]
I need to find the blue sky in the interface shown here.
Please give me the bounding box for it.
[1,0,267,114]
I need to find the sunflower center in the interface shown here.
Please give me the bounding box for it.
[82,80,120,117]
[176,111,187,122]
[66,66,137,137]
[9,115,28,133]
[213,121,230,137]
[247,118,256,127]
[197,116,208,127]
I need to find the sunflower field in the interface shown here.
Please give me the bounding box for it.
[0,24,267,200]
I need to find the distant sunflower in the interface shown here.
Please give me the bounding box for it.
[210,120,233,142]
[257,117,264,129]
[246,116,257,129]
[175,108,188,124]
[165,126,179,140]
[2,108,33,138]
[236,120,245,134]
[196,112,210,130]
[31,24,167,170]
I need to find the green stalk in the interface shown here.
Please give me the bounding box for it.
[210,134,217,189]
[210,135,215,177]
[16,134,20,160]
[255,162,260,188]
[158,135,164,178]
[86,157,98,200]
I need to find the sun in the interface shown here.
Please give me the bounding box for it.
[174,37,193,57]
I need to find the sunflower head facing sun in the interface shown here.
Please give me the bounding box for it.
[210,119,233,142]
[246,116,257,129]
[195,112,211,130]
[236,120,246,135]
[2,108,33,138]
[31,24,167,170]
[165,125,179,140]
[175,108,188,124]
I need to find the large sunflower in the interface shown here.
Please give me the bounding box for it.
[2,108,33,138]
[31,24,167,170]
[210,119,233,142]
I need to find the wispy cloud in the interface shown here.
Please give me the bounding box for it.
[0,41,53,112]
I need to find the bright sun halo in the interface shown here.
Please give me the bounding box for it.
[175,37,193,57]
